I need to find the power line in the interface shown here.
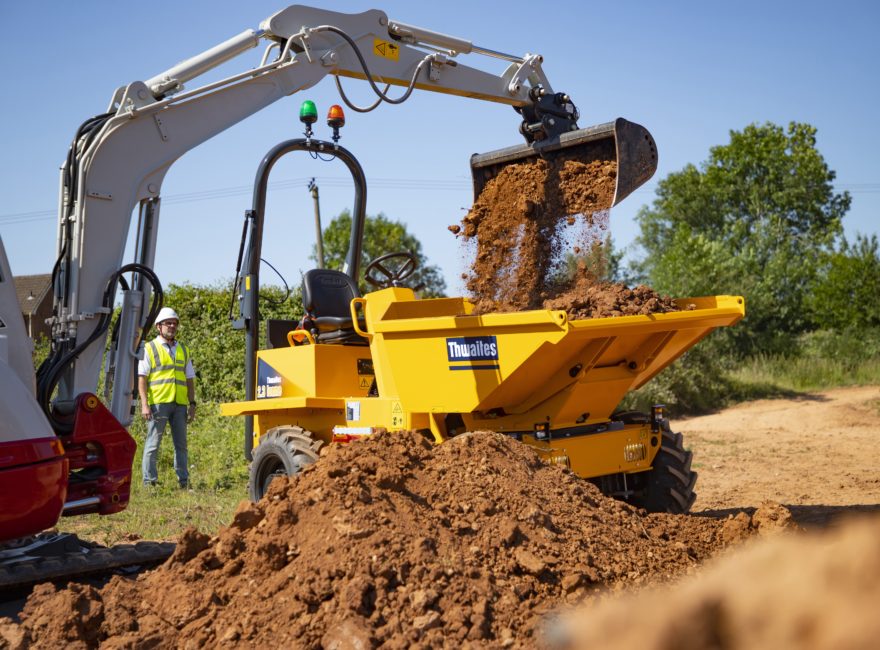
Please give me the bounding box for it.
[0,176,474,225]
[2,179,878,226]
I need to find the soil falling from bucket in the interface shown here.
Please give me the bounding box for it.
[457,152,678,318]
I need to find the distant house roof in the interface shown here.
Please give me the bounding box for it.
[14,274,52,316]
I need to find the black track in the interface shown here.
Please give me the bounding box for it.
[0,537,175,592]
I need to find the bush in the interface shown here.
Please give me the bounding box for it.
[164,282,301,404]
[808,235,880,330]
[798,327,880,365]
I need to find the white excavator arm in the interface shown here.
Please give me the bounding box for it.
[42,5,571,426]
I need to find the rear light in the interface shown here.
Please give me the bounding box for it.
[651,404,665,433]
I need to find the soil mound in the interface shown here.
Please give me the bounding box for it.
[457,153,677,318]
[6,431,755,649]
[544,281,679,320]
[559,514,880,650]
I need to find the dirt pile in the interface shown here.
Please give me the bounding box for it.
[456,153,677,318]
[558,514,880,650]
[3,431,771,649]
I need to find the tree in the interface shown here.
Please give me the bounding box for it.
[808,234,880,330]
[314,211,447,297]
[635,122,851,355]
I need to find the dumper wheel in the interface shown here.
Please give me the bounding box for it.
[248,426,323,501]
[632,422,697,514]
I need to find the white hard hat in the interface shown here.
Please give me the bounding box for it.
[155,307,180,324]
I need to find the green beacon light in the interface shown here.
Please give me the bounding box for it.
[299,100,318,138]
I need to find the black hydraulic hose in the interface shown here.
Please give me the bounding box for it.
[106,277,131,355]
[38,263,162,430]
[257,258,290,307]
[319,25,428,105]
[52,112,114,320]
[229,210,252,322]
[62,112,112,204]
[41,112,116,400]
[105,273,164,404]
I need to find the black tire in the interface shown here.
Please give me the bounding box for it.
[631,421,698,514]
[248,426,322,501]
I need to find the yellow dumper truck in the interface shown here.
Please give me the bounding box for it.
[221,125,743,513]
[216,7,742,511]
[222,282,743,513]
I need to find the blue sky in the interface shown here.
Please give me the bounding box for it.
[1,1,877,296]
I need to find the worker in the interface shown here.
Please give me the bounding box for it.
[137,306,197,488]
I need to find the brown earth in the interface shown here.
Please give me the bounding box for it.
[455,153,677,318]
[3,388,878,648]
[560,515,880,650]
[683,385,880,527]
[1,431,782,649]
[549,385,880,650]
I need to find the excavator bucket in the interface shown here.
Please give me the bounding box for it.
[470,118,657,206]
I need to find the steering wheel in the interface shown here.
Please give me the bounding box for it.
[364,251,419,289]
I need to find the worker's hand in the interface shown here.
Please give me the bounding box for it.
[141,404,152,421]
[187,403,196,423]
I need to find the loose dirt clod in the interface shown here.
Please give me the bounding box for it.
[5,431,750,648]
[458,153,678,318]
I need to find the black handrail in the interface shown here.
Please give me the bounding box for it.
[238,139,367,460]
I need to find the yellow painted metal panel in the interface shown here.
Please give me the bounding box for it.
[522,422,659,478]
[220,396,345,416]
[360,291,743,422]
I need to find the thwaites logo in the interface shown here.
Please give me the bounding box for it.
[256,359,284,398]
[446,336,500,370]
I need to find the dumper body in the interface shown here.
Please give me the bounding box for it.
[222,288,744,492]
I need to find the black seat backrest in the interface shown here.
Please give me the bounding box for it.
[302,269,360,320]
[301,269,366,344]
[265,319,299,349]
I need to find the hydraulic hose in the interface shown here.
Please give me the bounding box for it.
[37,263,163,432]
[315,25,430,111]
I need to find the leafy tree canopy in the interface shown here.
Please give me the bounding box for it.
[808,234,880,330]
[635,122,851,355]
[314,210,447,297]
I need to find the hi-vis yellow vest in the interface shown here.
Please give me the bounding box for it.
[145,339,190,405]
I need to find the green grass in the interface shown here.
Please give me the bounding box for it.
[57,405,250,544]
[624,328,880,416]
[730,354,880,395]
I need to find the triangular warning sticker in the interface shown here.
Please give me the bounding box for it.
[392,402,403,414]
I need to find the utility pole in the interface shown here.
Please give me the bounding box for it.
[308,178,325,268]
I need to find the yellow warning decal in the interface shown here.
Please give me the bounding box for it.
[359,376,372,389]
[373,38,400,61]
[391,401,404,428]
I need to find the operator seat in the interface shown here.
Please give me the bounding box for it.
[301,269,367,345]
